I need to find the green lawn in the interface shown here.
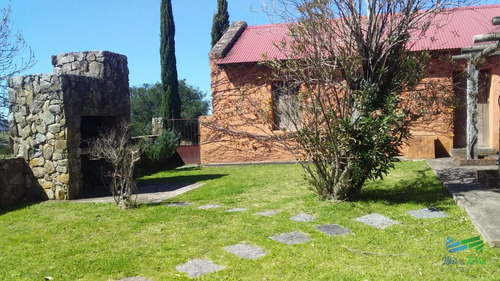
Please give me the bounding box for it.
[0,161,499,280]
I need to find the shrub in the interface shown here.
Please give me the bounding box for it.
[141,130,180,162]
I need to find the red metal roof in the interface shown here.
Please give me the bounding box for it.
[217,23,291,64]
[217,4,500,65]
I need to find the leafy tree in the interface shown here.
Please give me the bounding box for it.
[179,80,210,119]
[130,80,210,136]
[211,0,230,48]
[0,1,36,129]
[130,83,163,136]
[160,0,181,119]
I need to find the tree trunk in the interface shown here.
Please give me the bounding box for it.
[466,60,479,160]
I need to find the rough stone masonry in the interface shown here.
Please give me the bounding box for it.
[8,51,130,200]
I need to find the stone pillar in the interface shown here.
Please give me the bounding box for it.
[152,117,166,136]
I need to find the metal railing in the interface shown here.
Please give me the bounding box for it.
[162,119,200,146]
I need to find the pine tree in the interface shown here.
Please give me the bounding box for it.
[211,0,230,48]
[160,0,181,119]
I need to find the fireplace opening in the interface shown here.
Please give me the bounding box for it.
[80,116,119,198]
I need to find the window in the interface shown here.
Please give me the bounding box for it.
[272,82,301,131]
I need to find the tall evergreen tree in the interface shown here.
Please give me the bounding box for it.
[211,0,230,48]
[160,0,181,119]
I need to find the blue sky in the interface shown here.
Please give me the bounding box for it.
[8,0,499,100]
[9,0,270,97]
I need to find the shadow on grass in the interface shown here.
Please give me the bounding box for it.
[80,174,227,199]
[0,200,45,217]
[359,169,452,207]
[138,174,227,185]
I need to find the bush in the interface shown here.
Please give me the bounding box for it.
[141,130,180,162]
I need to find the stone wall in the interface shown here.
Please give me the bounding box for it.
[0,157,44,207]
[8,51,130,200]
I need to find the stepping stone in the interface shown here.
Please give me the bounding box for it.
[315,224,352,236]
[355,213,399,229]
[225,208,248,212]
[269,231,311,244]
[254,209,282,217]
[407,207,448,219]
[290,213,315,222]
[166,202,192,207]
[198,204,221,209]
[176,259,225,278]
[118,277,152,281]
[223,243,268,259]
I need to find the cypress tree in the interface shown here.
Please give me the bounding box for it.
[160,0,181,119]
[211,0,230,48]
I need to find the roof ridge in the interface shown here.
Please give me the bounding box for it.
[246,22,290,29]
[243,4,500,29]
[217,4,500,65]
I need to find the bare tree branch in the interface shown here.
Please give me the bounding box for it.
[0,1,36,129]
[86,122,141,209]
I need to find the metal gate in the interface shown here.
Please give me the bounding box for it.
[165,119,200,165]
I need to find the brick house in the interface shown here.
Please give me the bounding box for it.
[201,4,500,165]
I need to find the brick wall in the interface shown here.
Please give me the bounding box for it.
[201,54,500,164]
[200,60,295,164]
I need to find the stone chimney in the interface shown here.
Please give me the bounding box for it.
[8,51,130,200]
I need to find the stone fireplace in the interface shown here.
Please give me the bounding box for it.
[8,51,130,200]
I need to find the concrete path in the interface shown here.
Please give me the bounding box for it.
[427,158,500,247]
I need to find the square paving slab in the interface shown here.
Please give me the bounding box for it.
[255,209,282,217]
[290,213,315,222]
[118,277,152,281]
[166,202,192,207]
[198,204,221,209]
[269,231,312,244]
[223,243,268,259]
[355,213,400,229]
[407,207,448,219]
[315,224,352,236]
[176,259,224,278]
[225,208,248,212]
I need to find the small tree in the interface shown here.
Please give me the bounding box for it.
[207,0,468,201]
[211,0,230,48]
[0,1,36,128]
[87,122,141,209]
[160,0,181,119]
[260,0,468,201]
